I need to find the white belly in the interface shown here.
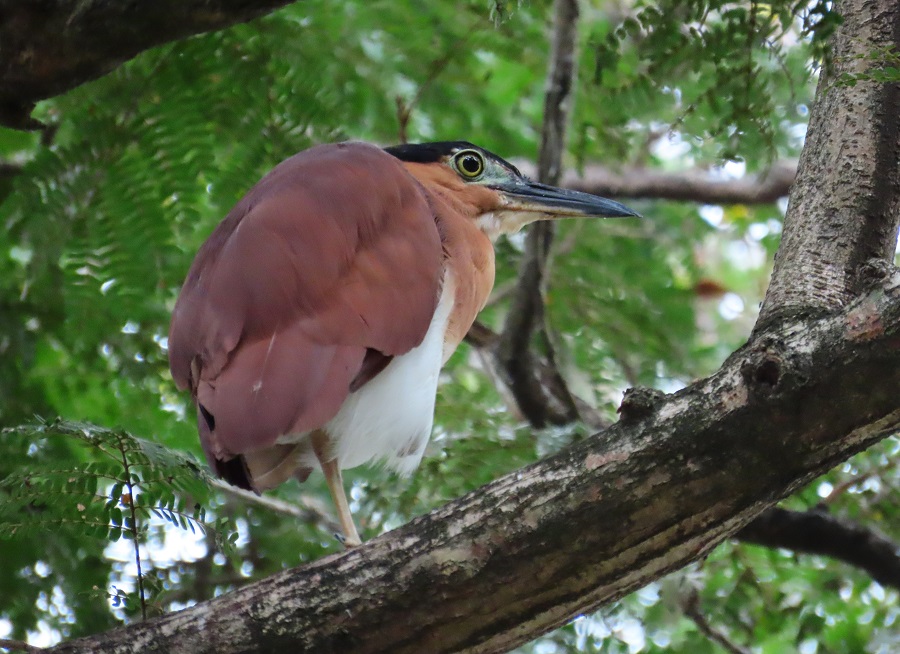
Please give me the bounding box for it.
[322,274,456,475]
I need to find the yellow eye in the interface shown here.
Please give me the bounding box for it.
[454,150,485,179]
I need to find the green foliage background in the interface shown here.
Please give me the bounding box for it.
[1,0,897,651]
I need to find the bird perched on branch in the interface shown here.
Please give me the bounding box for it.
[168,141,637,546]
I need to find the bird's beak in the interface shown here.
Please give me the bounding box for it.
[492,179,640,220]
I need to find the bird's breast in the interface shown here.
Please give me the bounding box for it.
[442,220,496,353]
[323,273,458,474]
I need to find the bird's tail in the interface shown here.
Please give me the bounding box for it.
[243,443,312,490]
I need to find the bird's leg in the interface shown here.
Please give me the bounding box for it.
[311,431,362,548]
[320,459,363,548]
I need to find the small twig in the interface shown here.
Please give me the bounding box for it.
[466,321,610,430]
[395,97,410,145]
[471,344,524,422]
[0,638,45,653]
[823,460,895,504]
[613,354,640,389]
[395,43,461,143]
[682,589,751,654]
[210,479,341,534]
[464,320,499,349]
[116,435,146,620]
[824,470,878,504]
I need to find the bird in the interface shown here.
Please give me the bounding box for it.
[168,141,637,546]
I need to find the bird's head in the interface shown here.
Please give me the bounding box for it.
[385,141,639,239]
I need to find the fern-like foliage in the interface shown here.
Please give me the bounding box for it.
[0,419,237,619]
[584,0,833,163]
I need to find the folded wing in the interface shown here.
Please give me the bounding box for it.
[168,143,443,481]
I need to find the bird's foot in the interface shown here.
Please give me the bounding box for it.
[336,532,362,549]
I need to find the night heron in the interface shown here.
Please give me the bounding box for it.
[168,141,637,546]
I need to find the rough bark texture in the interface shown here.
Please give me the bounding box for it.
[48,274,900,653]
[0,0,297,129]
[757,0,900,329]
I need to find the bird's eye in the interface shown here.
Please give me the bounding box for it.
[454,150,485,179]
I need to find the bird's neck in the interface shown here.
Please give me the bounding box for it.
[398,161,498,357]
[417,186,496,358]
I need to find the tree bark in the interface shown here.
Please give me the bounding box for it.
[0,0,298,129]
[756,0,900,329]
[48,274,900,653]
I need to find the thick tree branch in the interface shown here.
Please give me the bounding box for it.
[512,160,797,205]
[757,0,900,329]
[0,0,298,129]
[737,507,900,590]
[47,271,900,654]
[0,639,44,654]
[496,0,582,428]
[472,323,900,591]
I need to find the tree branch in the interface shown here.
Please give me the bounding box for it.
[496,0,582,428]
[0,0,299,129]
[0,639,45,654]
[681,589,750,654]
[466,321,610,429]
[210,479,341,534]
[0,161,22,177]
[46,270,900,653]
[468,285,900,584]
[737,507,900,590]
[757,0,900,329]
[511,160,797,205]
[822,460,893,505]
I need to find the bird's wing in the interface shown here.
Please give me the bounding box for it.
[168,142,443,467]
